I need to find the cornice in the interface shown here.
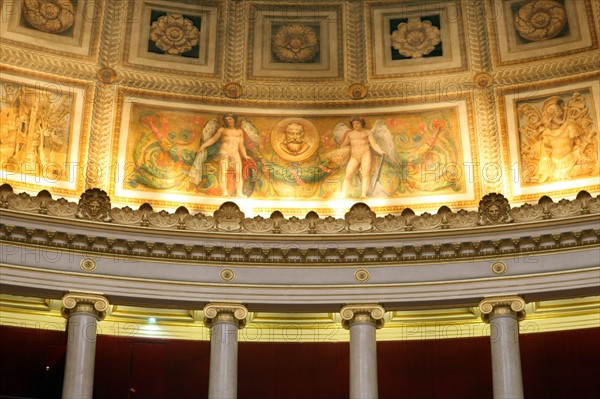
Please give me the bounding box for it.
[1,186,599,265]
[1,185,598,236]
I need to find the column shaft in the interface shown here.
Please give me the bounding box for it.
[490,313,524,399]
[63,312,98,399]
[61,293,108,399]
[204,303,247,399]
[479,296,526,399]
[209,321,239,399]
[349,321,378,399]
[341,304,384,399]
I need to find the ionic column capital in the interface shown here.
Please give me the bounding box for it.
[479,295,526,323]
[61,292,109,321]
[203,303,248,328]
[341,304,385,329]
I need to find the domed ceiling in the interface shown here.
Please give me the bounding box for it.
[1,0,598,216]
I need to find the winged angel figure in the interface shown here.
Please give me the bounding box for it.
[189,114,259,197]
[328,116,400,198]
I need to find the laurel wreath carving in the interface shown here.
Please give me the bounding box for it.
[225,0,246,82]
[98,0,123,68]
[86,84,115,189]
[346,1,366,82]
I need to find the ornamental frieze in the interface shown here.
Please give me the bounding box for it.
[0,184,598,236]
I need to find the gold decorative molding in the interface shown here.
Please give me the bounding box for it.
[61,292,109,320]
[341,304,385,329]
[3,294,598,342]
[479,296,526,323]
[203,303,248,328]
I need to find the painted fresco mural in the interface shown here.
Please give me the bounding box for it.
[515,88,599,186]
[122,103,467,201]
[0,79,77,182]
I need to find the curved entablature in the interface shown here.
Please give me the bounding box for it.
[1,184,599,311]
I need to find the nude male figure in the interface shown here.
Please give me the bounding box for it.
[340,116,386,198]
[537,97,581,182]
[198,114,249,196]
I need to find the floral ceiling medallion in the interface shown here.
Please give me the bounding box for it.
[150,13,200,55]
[391,17,441,58]
[272,23,320,63]
[22,0,74,33]
[514,0,567,41]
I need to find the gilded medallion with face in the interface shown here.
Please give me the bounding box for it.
[271,118,320,162]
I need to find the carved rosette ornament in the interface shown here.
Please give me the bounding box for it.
[474,72,493,89]
[477,193,513,225]
[150,13,200,55]
[76,188,112,222]
[341,304,385,329]
[514,0,567,41]
[479,296,526,323]
[203,303,248,328]
[272,23,320,63]
[223,82,243,99]
[23,0,75,33]
[348,83,368,100]
[97,67,117,84]
[391,17,441,58]
[61,293,109,320]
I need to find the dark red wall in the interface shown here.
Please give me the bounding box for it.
[1,325,598,399]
